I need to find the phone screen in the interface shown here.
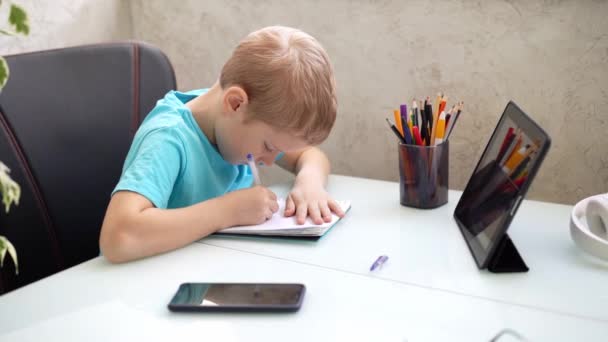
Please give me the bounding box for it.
[168,283,305,312]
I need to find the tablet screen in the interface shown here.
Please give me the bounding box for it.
[454,102,550,268]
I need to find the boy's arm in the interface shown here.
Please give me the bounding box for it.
[99,186,278,263]
[276,147,345,224]
[277,146,329,185]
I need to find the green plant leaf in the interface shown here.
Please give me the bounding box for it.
[0,56,8,90]
[0,235,19,274]
[9,4,29,35]
[0,28,16,36]
[0,162,21,212]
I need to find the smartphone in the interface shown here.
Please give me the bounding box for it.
[167,283,306,312]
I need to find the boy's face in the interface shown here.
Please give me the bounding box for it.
[215,115,309,166]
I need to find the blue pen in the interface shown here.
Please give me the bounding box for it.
[399,104,413,144]
[246,153,262,186]
[370,255,389,271]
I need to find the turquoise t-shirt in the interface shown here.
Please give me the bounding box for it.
[112,89,253,209]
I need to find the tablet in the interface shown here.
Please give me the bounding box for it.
[454,101,551,272]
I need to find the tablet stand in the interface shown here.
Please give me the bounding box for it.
[487,234,529,273]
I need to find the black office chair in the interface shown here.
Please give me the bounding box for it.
[0,42,176,294]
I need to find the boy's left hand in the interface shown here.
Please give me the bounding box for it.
[284,182,345,225]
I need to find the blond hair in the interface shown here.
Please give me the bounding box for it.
[220,26,337,145]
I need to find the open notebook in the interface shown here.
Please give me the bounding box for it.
[217,199,351,238]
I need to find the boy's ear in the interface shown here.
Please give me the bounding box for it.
[223,86,248,115]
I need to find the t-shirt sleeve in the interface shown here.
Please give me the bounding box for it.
[113,128,183,209]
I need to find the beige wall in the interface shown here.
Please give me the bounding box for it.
[0,0,132,54]
[130,0,608,204]
[2,1,607,204]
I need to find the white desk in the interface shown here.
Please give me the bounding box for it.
[0,175,606,341]
[1,243,606,341]
[203,175,608,322]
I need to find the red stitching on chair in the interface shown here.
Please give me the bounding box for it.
[131,43,140,136]
[0,110,65,271]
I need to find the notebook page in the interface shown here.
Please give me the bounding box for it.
[219,199,350,233]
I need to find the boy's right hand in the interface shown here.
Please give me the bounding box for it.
[221,186,279,227]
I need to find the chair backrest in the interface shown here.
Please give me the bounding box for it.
[0,42,176,293]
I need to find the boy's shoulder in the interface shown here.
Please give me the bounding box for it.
[140,89,208,134]
[135,111,188,145]
[134,89,212,149]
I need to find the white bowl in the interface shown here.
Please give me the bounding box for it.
[570,194,608,261]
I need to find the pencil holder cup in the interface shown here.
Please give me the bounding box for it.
[398,141,449,209]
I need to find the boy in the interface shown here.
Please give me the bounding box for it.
[99,26,344,263]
